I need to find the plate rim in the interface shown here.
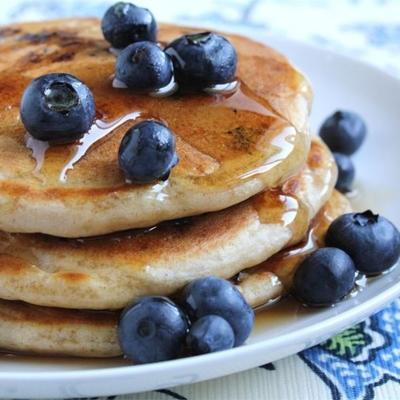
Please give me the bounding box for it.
[1,274,399,383]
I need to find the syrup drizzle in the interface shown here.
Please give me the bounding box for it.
[59,112,141,182]
[112,75,179,97]
[21,73,301,187]
[239,126,297,180]
[280,195,300,227]
[26,113,142,181]
[25,134,49,174]
[214,82,275,117]
[24,82,296,185]
[0,25,311,192]
[25,112,141,182]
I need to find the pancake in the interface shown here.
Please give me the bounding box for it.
[0,138,335,310]
[0,191,348,358]
[0,300,120,358]
[0,18,312,237]
[238,190,352,307]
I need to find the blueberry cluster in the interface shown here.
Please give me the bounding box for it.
[292,210,400,307]
[319,110,367,193]
[19,71,179,183]
[102,2,237,94]
[300,110,399,306]
[118,277,254,364]
[19,2,239,185]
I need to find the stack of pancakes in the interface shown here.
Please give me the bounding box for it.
[0,19,351,358]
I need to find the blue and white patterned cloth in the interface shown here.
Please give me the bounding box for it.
[1,1,400,399]
[2,0,400,78]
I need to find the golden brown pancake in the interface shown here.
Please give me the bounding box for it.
[0,18,312,237]
[0,138,335,310]
[0,191,348,358]
[238,190,352,307]
[0,300,120,357]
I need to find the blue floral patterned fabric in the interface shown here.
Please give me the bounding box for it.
[1,1,399,399]
[300,299,400,400]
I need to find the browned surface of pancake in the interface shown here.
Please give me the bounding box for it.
[0,18,312,237]
[0,299,119,357]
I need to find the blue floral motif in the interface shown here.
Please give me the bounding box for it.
[299,299,400,400]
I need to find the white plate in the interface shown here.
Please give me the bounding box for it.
[0,33,399,399]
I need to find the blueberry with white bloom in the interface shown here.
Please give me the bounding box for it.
[115,41,173,91]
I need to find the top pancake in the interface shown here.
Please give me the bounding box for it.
[0,18,312,237]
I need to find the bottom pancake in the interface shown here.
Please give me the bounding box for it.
[0,191,350,358]
[0,301,120,357]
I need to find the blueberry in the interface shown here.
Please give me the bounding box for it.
[119,120,178,183]
[118,296,189,364]
[20,73,95,143]
[293,247,356,306]
[101,2,157,49]
[326,211,400,275]
[165,32,237,89]
[186,315,235,355]
[180,276,254,346]
[319,110,367,155]
[115,42,173,91]
[333,152,355,193]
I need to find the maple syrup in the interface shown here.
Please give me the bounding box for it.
[0,25,307,191]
